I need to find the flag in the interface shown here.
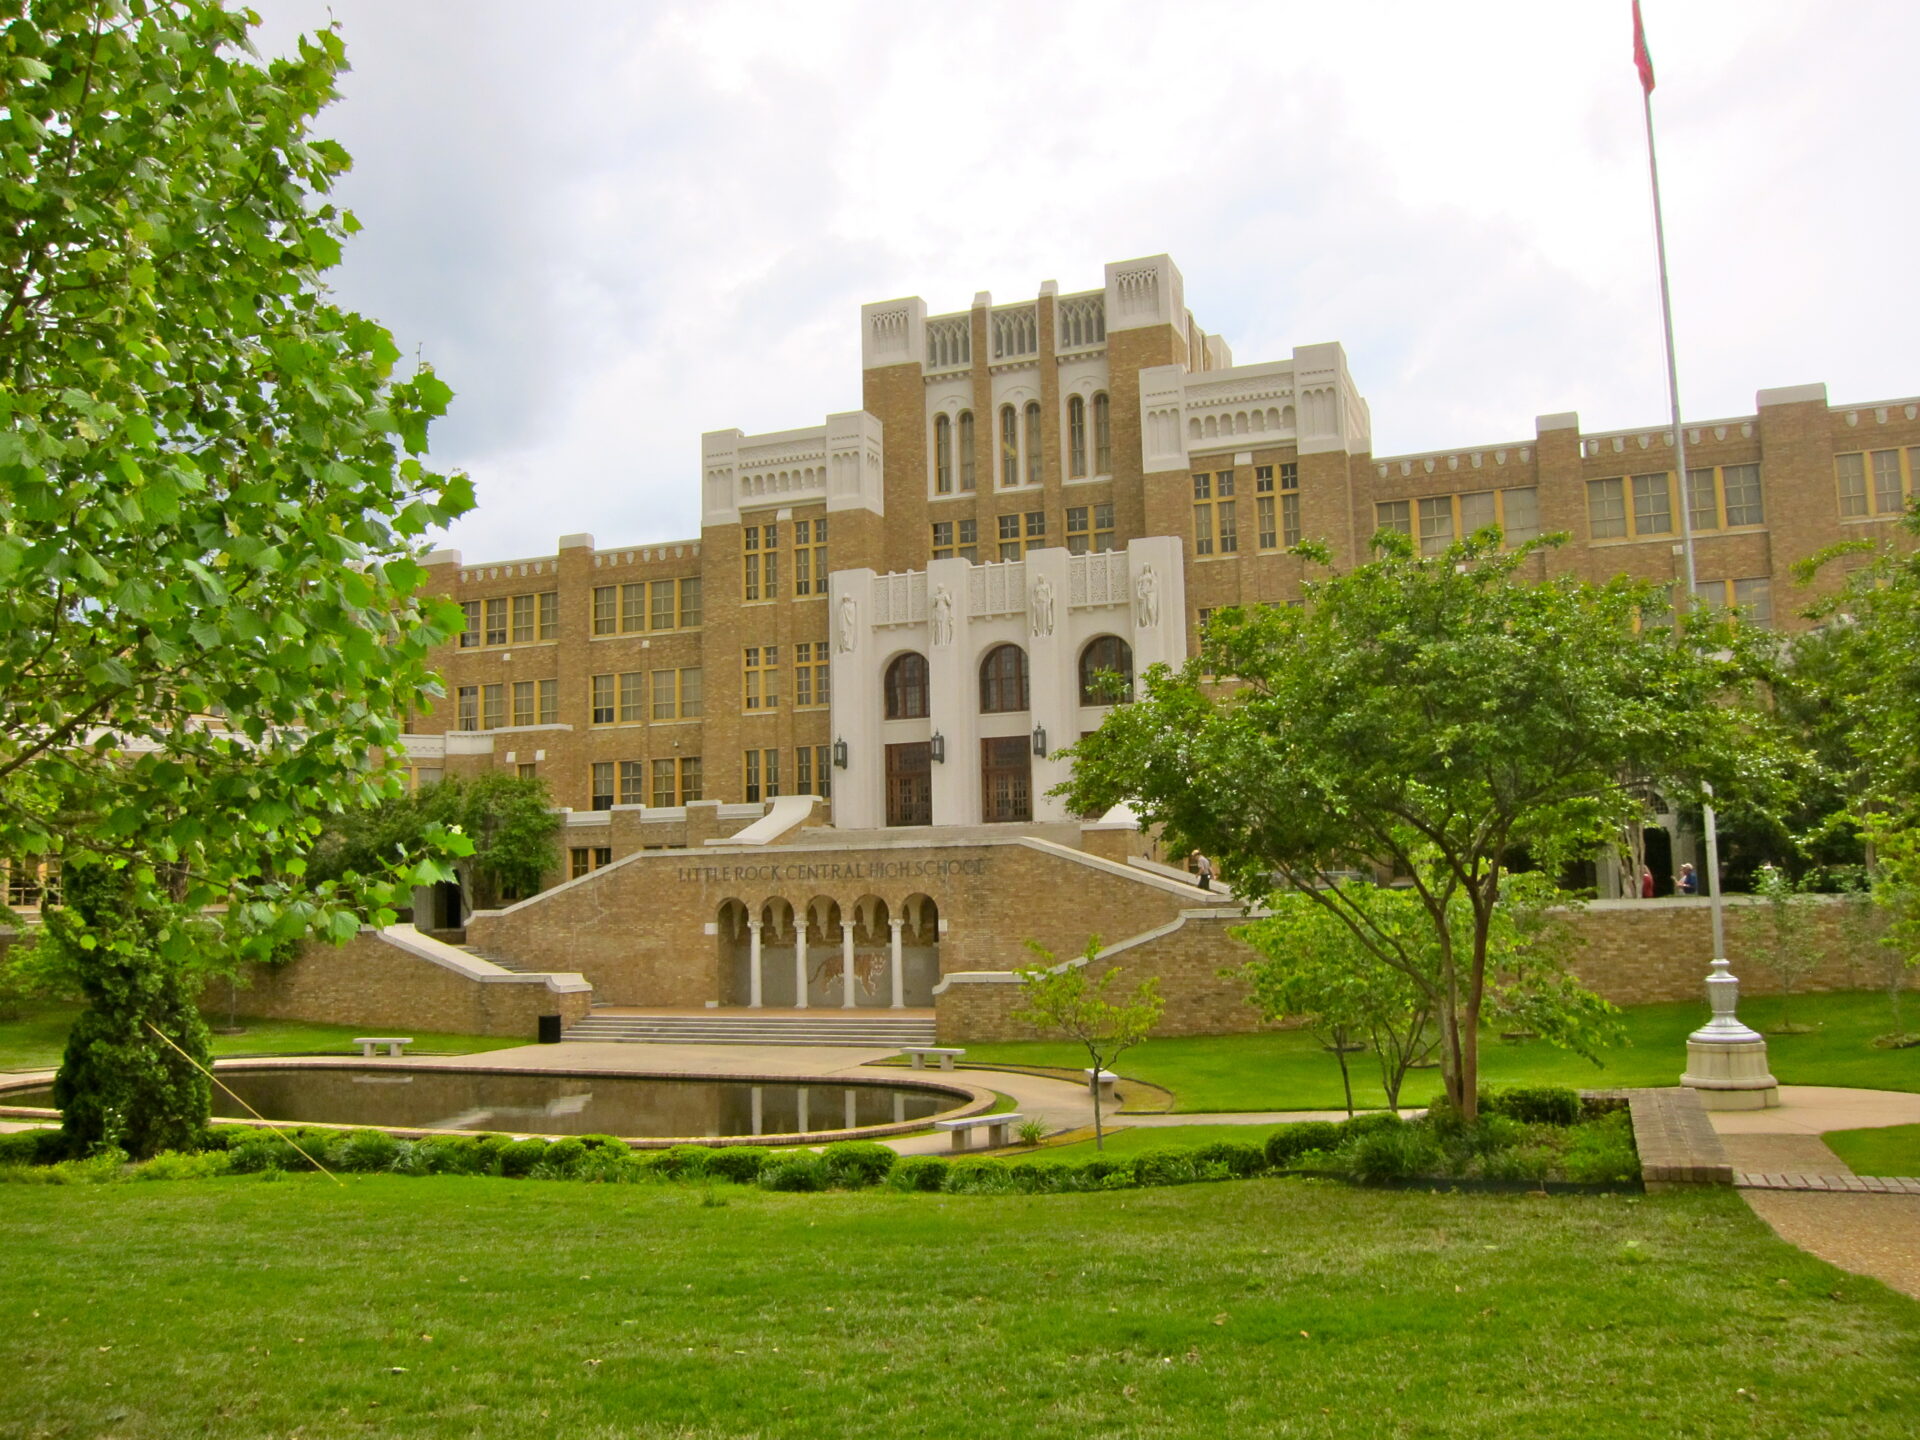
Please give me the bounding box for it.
[1633,0,1657,93]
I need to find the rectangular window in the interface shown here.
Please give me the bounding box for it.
[794,517,828,596]
[934,519,978,562]
[537,679,558,725]
[457,685,479,731]
[1586,477,1628,539]
[680,755,702,801]
[960,411,976,491]
[1092,502,1115,552]
[590,673,615,726]
[1722,464,1763,527]
[651,580,675,631]
[1000,405,1019,488]
[517,762,537,780]
[1192,470,1237,556]
[1068,396,1087,478]
[932,520,953,557]
[1066,506,1090,554]
[998,512,1021,562]
[592,585,617,635]
[678,576,702,629]
[622,582,646,633]
[1873,450,1904,515]
[512,680,535,728]
[481,683,504,731]
[1631,473,1673,536]
[1500,486,1539,544]
[1696,577,1774,629]
[1458,490,1497,538]
[459,600,480,648]
[680,666,703,718]
[651,759,677,808]
[743,749,761,803]
[794,641,829,707]
[590,761,614,811]
[618,760,644,807]
[743,524,778,601]
[511,593,535,644]
[1417,496,1454,556]
[484,597,508,647]
[538,590,558,639]
[1255,467,1277,550]
[570,847,595,880]
[1375,499,1412,537]
[618,671,644,723]
[795,746,831,799]
[1093,393,1111,474]
[1686,467,1719,533]
[743,646,779,710]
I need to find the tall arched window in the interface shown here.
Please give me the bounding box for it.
[885,652,930,720]
[933,414,952,494]
[999,406,1019,488]
[979,644,1029,713]
[958,410,976,491]
[1078,635,1134,705]
[1068,394,1088,478]
[1093,392,1112,474]
[1024,401,1042,486]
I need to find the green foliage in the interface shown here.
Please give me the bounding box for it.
[1264,1121,1343,1169]
[1751,863,1822,1029]
[1479,1085,1583,1127]
[1336,1124,1445,1184]
[1191,1139,1266,1178]
[0,1128,69,1166]
[132,1148,234,1182]
[888,1155,949,1192]
[1129,1147,1204,1186]
[941,1158,1017,1195]
[704,1145,771,1184]
[1013,937,1163,1149]
[646,1144,714,1180]
[327,1128,400,1173]
[1061,532,1756,1117]
[1560,1111,1641,1185]
[497,1138,551,1178]
[820,1140,896,1189]
[758,1154,826,1192]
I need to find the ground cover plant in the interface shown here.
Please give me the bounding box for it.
[962,990,1920,1112]
[5,1175,1920,1438]
[1823,1123,1920,1178]
[0,1000,520,1073]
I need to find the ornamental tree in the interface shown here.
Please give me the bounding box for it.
[1060,532,1781,1120]
[1,2,471,1146]
[1012,938,1163,1150]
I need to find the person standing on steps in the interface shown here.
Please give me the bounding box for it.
[1192,852,1214,891]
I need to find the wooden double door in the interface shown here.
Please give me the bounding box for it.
[980,736,1032,823]
[885,742,932,827]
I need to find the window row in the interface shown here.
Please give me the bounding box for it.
[457,679,559,732]
[588,756,705,811]
[591,577,702,636]
[930,505,1117,561]
[743,746,835,803]
[1838,448,1919,520]
[883,638,1134,719]
[1588,466,1764,541]
[586,667,705,725]
[1377,486,1541,555]
[1195,464,1302,556]
[460,591,559,648]
[930,394,1113,495]
[742,519,828,602]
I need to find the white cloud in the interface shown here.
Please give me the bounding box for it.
[250,0,1920,562]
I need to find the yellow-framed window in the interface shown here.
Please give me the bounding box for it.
[456,686,479,730]
[1836,448,1918,520]
[1093,392,1112,474]
[1192,470,1237,556]
[1375,499,1411,539]
[538,678,558,724]
[618,671,644,723]
[1588,473,1675,540]
[483,597,508,646]
[1684,463,1764,532]
[795,744,832,800]
[793,641,830,708]
[651,669,679,720]
[459,600,480,648]
[510,593,535,643]
[743,747,782,803]
[677,576,702,628]
[620,582,646,632]
[744,524,779,602]
[932,518,978,561]
[1067,395,1087,478]
[794,517,829,596]
[999,405,1019,488]
[538,590,558,639]
[1693,576,1774,628]
[1066,503,1115,554]
[935,412,955,493]
[744,646,779,711]
[591,585,617,635]
[618,760,645,807]
[590,673,615,725]
[512,680,536,727]
[589,762,614,811]
[481,684,504,730]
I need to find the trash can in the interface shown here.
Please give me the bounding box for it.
[537,1014,563,1045]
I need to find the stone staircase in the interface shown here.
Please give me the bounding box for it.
[562,1010,938,1047]
[456,943,544,975]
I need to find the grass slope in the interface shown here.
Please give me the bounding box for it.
[1824,1123,1920,1178]
[0,1001,521,1073]
[4,1178,1919,1438]
[966,991,1920,1112]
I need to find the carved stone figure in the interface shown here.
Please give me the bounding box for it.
[837,594,858,653]
[930,586,954,648]
[1134,564,1159,629]
[1029,575,1056,639]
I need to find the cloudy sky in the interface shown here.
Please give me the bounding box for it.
[248,0,1919,564]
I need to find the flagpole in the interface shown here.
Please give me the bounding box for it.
[1639,37,1727,962]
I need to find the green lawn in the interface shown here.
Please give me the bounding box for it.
[3,1177,1918,1438]
[966,991,1920,1112]
[1825,1123,1920,1178]
[1025,1123,1291,1160]
[0,1001,522,1073]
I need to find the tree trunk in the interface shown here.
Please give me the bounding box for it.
[1333,1025,1354,1118]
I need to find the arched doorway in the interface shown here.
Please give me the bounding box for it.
[803,896,843,1007]
[716,899,751,1005]
[899,893,941,1006]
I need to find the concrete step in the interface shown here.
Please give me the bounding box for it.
[562,1012,937,1047]
[456,944,542,975]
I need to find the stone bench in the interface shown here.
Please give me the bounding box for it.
[934,1112,1022,1152]
[901,1046,966,1071]
[353,1037,413,1059]
[1084,1069,1120,1103]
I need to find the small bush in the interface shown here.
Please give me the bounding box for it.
[535,1137,588,1178]
[1075,1156,1129,1184]
[1480,1141,1556,1185]
[572,1146,644,1184]
[498,1138,552,1178]
[1338,1124,1441,1184]
[330,1129,401,1174]
[134,1150,234,1182]
[575,1133,628,1152]
[648,1144,713,1180]
[942,1159,1016,1195]
[1006,1160,1070,1194]
[760,1154,826,1192]
[0,1128,70,1167]
[227,1134,310,1174]
[705,1146,771,1184]
[418,1137,491,1175]
[1562,1112,1640,1185]
[1481,1085,1581,1127]
[1130,1147,1201,1187]
[1341,1111,1406,1138]
[889,1155,948,1192]
[1193,1140,1265,1178]
[821,1141,895,1189]
[1265,1122,1341,1168]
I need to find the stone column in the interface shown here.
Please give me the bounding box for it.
[746,919,763,1009]
[750,1085,763,1136]
[888,917,906,1009]
[797,1086,810,1133]
[844,1089,858,1130]
[841,919,857,1009]
[794,922,810,1010]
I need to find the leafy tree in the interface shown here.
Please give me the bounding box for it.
[1,3,470,1143]
[1060,532,1776,1120]
[1012,938,1163,1150]
[1749,863,1820,1033]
